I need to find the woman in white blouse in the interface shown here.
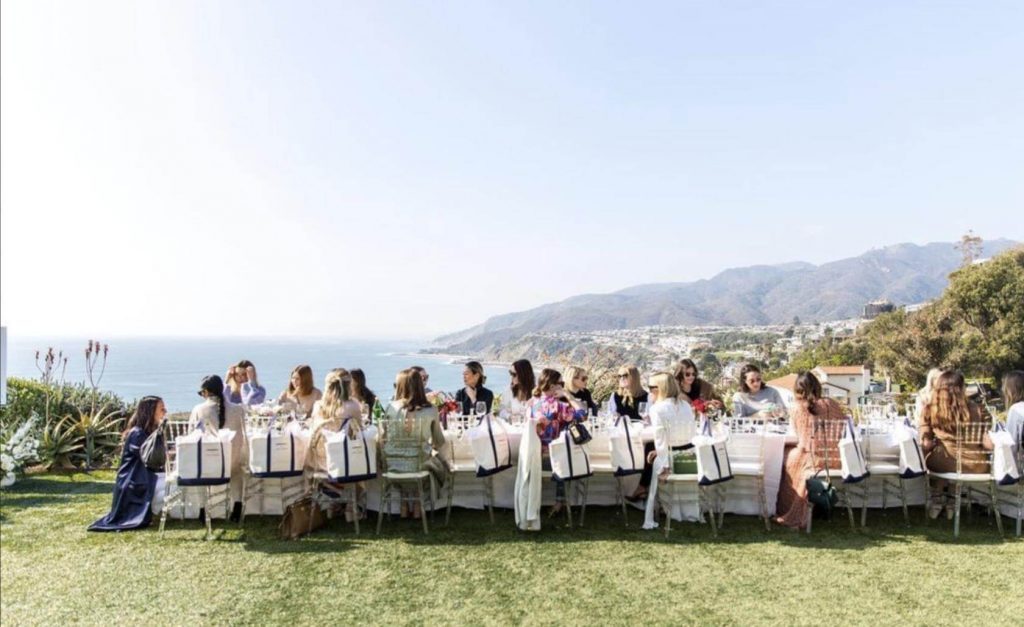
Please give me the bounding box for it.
[188,375,248,521]
[642,372,696,530]
[1003,371,1024,452]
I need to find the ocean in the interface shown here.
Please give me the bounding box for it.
[3,336,511,413]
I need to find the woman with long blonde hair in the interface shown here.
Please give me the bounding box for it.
[915,368,943,421]
[641,372,696,530]
[919,369,993,518]
[565,365,599,417]
[305,370,365,517]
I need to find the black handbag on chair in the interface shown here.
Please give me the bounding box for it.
[140,426,167,471]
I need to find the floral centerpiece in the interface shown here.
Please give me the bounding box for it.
[1,416,40,488]
[427,391,459,428]
[247,402,295,427]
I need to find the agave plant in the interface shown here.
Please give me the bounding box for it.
[74,404,125,469]
[37,414,84,470]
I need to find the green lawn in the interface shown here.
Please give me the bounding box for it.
[1,473,1022,626]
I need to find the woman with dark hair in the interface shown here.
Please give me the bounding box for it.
[347,368,378,419]
[501,359,536,418]
[224,359,266,405]
[674,359,723,410]
[189,375,248,521]
[89,396,167,531]
[732,363,787,419]
[278,364,322,417]
[530,368,581,517]
[919,370,994,518]
[410,365,433,394]
[454,361,494,415]
[774,372,847,529]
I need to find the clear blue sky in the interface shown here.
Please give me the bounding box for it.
[2,1,1021,339]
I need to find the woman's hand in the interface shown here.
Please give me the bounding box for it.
[647,451,658,464]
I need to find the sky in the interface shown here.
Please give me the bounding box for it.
[2,1,1021,341]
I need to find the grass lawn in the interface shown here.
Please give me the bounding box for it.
[1,472,1022,626]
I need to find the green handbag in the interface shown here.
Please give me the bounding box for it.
[672,451,698,475]
[806,473,838,513]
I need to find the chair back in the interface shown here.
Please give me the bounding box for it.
[809,417,847,473]
[861,415,899,467]
[164,419,193,463]
[953,421,991,475]
[726,419,766,469]
[378,406,430,474]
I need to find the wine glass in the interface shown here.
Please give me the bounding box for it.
[638,402,648,418]
[476,401,488,417]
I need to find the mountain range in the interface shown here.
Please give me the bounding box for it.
[435,239,1020,353]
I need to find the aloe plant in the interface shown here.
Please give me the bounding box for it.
[74,404,125,469]
[37,414,84,470]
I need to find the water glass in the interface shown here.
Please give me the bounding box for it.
[476,401,488,417]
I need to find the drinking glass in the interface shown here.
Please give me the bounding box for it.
[638,402,648,417]
[476,401,488,417]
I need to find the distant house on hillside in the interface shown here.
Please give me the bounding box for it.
[767,373,851,406]
[862,299,895,319]
[812,365,871,398]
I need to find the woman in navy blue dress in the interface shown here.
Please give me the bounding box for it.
[88,396,166,532]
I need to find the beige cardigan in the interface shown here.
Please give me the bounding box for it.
[188,398,248,501]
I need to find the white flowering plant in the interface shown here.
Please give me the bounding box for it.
[1,415,41,488]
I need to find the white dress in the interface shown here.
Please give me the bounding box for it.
[643,399,696,529]
[1007,401,1024,453]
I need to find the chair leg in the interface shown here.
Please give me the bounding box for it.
[717,484,726,530]
[860,484,868,529]
[484,476,495,525]
[376,482,387,534]
[953,481,962,538]
[805,504,813,534]
[616,477,628,527]
[351,486,360,535]
[898,478,909,526]
[203,488,213,541]
[759,476,770,532]
[989,481,1003,537]
[924,476,931,527]
[579,479,589,527]
[445,477,453,527]
[844,488,856,531]
[662,486,672,539]
[704,488,717,538]
[565,484,574,529]
[418,482,429,535]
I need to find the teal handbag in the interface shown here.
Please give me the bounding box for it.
[806,472,838,513]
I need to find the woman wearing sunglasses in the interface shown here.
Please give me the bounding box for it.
[565,366,598,417]
[500,359,536,419]
[674,359,724,411]
[641,372,696,530]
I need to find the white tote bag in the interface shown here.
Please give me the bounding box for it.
[894,418,926,479]
[549,431,592,480]
[468,415,513,477]
[249,420,309,477]
[176,428,235,485]
[609,417,645,476]
[839,417,869,483]
[990,423,1021,486]
[692,419,733,486]
[324,422,378,482]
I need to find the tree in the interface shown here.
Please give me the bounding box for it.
[864,305,958,387]
[943,246,1024,379]
[955,229,984,266]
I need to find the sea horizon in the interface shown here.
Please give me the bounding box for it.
[3,334,502,413]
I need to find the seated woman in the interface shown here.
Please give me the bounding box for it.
[919,369,994,519]
[613,366,653,501]
[501,359,536,420]
[674,359,724,411]
[278,364,323,418]
[305,370,365,519]
[516,366,581,524]
[380,368,450,519]
[88,396,167,532]
[612,366,649,421]
[189,375,248,521]
[566,366,599,417]
[454,361,495,415]
[224,359,266,406]
[732,364,787,419]
[1003,371,1024,452]
[641,373,696,530]
[774,372,847,530]
[348,368,378,421]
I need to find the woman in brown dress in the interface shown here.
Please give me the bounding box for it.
[919,369,993,518]
[774,372,847,530]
